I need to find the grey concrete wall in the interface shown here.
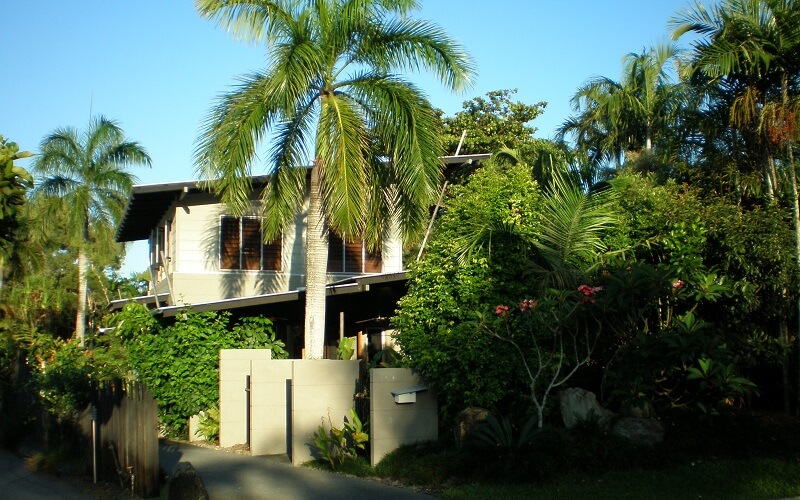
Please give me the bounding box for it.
[369,368,438,467]
[218,349,271,448]
[291,360,359,465]
[250,359,293,456]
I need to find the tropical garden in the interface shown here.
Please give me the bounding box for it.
[3,0,800,497]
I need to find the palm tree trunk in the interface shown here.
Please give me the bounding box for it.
[304,160,328,359]
[76,247,88,347]
[779,72,800,415]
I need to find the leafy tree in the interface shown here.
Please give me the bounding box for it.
[194,0,474,359]
[439,89,575,190]
[559,43,687,173]
[606,173,795,411]
[0,136,33,296]
[394,162,542,420]
[32,117,151,346]
[113,304,285,436]
[440,89,545,154]
[672,0,800,411]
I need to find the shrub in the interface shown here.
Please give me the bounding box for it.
[112,303,282,436]
[197,406,220,442]
[312,408,368,470]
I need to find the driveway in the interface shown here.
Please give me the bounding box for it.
[160,440,432,500]
[0,449,87,500]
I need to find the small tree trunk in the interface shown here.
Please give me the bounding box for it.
[304,160,328,359]
[781,313,791,413]
[76,247,88,347]
[779,73,800,416]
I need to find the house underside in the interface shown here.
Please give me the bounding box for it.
[109,272,408,359]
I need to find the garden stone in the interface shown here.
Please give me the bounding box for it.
[560,387,613,429]
[454,407,489,450]
[611,417,665,446]
[168,461,209,500]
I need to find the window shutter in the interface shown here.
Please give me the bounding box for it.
[241,218,261,270]
[263,239,282,270]
[327,233,344,272]
[220,216,240,270]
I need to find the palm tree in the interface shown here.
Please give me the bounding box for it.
[194,0,475,359]
[559,43,686,172]
[671,0,800,200]
[33,116,151,346]
[672,0,800,412]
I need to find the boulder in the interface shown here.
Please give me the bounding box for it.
[168,461,209,500]
[560,388,613,429]
[454,408,489,450]
[611,417,665,446]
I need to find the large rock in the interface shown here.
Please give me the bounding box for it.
[611,417,665,446]
[168,461,209,500]
[454,408,489,450]
[560,388,613,429]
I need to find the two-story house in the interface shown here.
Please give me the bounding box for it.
[112,154,489,358]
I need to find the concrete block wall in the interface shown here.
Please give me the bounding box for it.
[370,368,438,467]
[291,360,359,465]
[218,349,271,448]
[250,359,293,455]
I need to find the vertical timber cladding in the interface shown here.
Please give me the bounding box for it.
[370,368,438,467]
[291,360,360,465]
[218,349,272,448]
[82,381,159,497]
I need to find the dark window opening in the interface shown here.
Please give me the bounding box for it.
[220,216,282,271]
[327,233,381,273]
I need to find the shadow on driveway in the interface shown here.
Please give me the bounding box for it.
[0,449,88,500]
[160,440,431,499]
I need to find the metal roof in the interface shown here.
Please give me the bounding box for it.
[115,176,270,242]
[152,271,407,318]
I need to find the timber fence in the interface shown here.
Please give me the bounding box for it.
[80,380,159,497]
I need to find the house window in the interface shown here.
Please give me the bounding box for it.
[327,233,381,273]
[220,216,282,271]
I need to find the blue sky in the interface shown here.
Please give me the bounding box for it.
[3,0,704,274]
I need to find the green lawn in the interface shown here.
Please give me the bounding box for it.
[440,458,800,499]
[309,411,800,499]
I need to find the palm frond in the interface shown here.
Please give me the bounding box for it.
[316,92,370,238]
[194,0,295,45]
[356,17,476,92]
[195,71,283,215]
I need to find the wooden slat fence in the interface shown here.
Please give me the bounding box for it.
[80,380,159,497]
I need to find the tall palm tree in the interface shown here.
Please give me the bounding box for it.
[671,0,800,200]
[672,0,800,412]
[33,116,151,346]
[194,0,475,359]
[559,43,686,172]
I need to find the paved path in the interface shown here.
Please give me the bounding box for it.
[160,441,432,500]
[0,449,87,499]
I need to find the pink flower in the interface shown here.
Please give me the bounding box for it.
[578,285,603,296]
[520,299,536,312]
[495,304,509,315]
[672,279,684,291]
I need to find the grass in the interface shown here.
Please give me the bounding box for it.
[440,458,800,499]
[305,410,800,499]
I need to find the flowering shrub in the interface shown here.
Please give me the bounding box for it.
[479,285,606,429]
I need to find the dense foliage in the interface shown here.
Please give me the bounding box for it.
[112,304,286,436]
[394,162,543,419]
